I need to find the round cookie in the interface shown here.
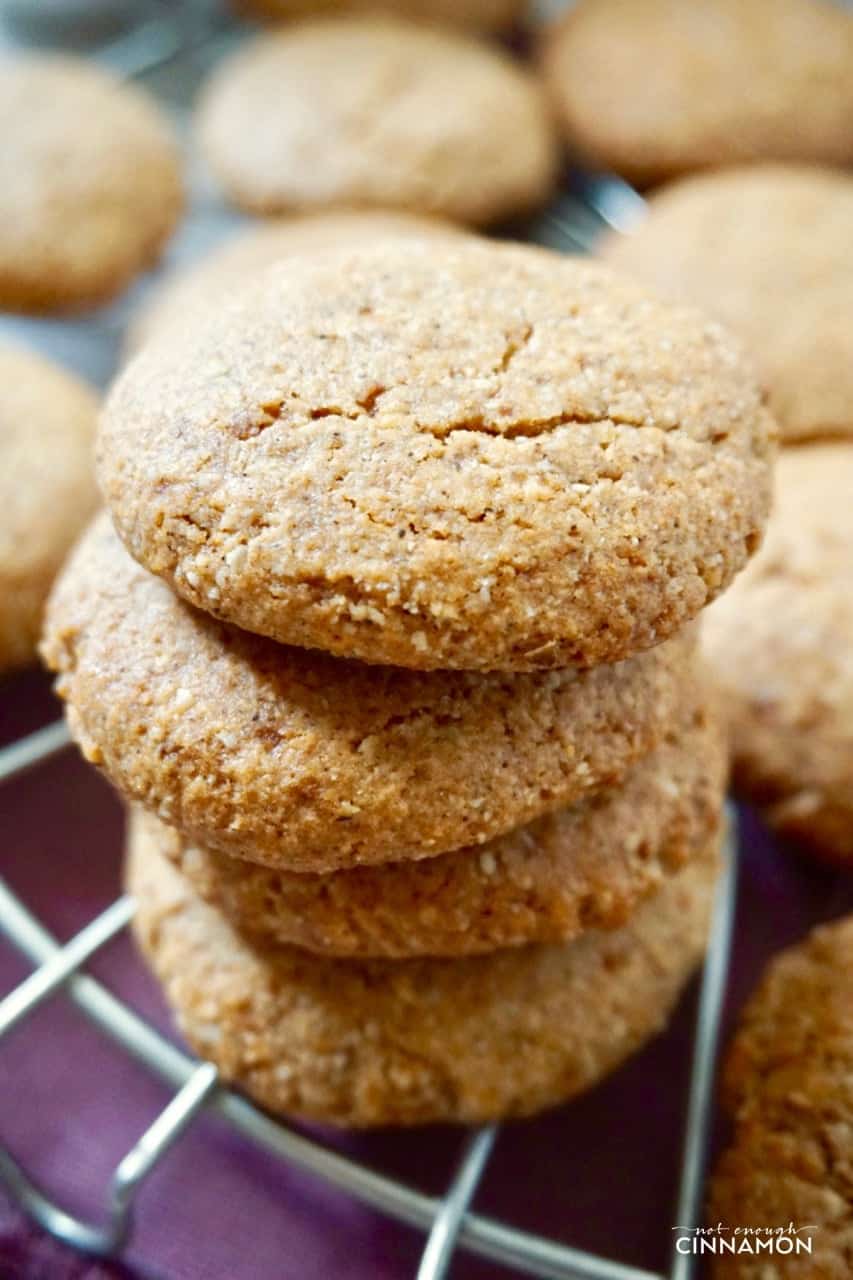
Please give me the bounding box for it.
[599,166,853,444]
[42,513,693,872]
[703,444,853,865]
[0,54,183,312]
[98,239,775,672]
[0,346,99,672]
[540,0,853,188]
[231,0,526,30]
[194,16,557,225]
[129,831,718,1126]
[126,210,466,357]
[708,916,853,1278]
[139,679,725,957]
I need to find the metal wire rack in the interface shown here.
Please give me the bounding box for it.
[0,6,737,1277]
[0,721,739,1280]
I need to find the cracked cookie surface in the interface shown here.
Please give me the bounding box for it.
[42,514,693,871]
[195,16,557,225]
[708,916,853,1278]
[133,675,725,956]
[128,828,717,1126]
[99,239,775,671]
[703,443,853,864]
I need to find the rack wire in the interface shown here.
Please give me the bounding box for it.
[0,721,739,1280]
[0,6,738,1276]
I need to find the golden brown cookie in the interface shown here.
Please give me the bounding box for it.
[42,513,693,872]
[99,239,775,672]
[599,166,853,444]
[195,16,557,224]
[126,210,466,357]
[0,54,183,312]
[540,0,853,188]
[232,0,526,30]
[703,444,853,865]
[0,346,99,672]
[129,829,718,1126]
[138,678,725,956]
[707,916,853,1278]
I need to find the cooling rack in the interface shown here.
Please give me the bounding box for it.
[0,5,736,1277]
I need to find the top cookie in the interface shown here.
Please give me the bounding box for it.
[540,0,853,187]
[231,0,526,31]
[195,16,557,225]
[708,916,853,1278]
[703,443,853,864]
[126,210,465,357]
[0,54,183,312]
[0,345,99,671]
[99,240,775,672]
[599,166,853,443]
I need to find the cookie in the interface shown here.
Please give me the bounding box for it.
[194,16,557,225]
[231,0,526,31]
[707,916,853,1278]
[99,239,775,672]
[0,346,99,672]
[0,54,183,312]
[42,513,693,872]
[126,210,466,356]
[128,829,718,1126]
[600,166,853,444]
[540,0,853,188]
[703,444,853,865]
[135,680,725,957]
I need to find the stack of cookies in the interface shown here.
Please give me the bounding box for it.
[42,239,774,1126]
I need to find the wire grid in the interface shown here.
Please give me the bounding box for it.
[0,6,736,1277]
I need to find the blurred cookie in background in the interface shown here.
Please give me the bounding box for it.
[599,166,853,444]
[195,16,558,225]
[230,0,527,31]
[708,915,853,1278]
[703,443,853,865]
[126,210,467,356]
[0,345,98,672]
[540,0,853,187]
[0,54,184,312]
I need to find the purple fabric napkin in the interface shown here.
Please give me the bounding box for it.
[1,669,851,1280]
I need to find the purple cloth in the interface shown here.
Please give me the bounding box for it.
[1,669,851,1280]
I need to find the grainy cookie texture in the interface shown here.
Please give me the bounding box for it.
[126,210,466,357]
[99,240,775,672]
[129,833,717,1127]
[195,16,557,225]
[231,0,526,31]
[540,0,853,187]
[42,514,693,872]
[133,681,725,957]
[703,444,853,865]
[708,916,853,1278]
[0,346,99,672]
[600,167,853,444]
[0,54,183,312]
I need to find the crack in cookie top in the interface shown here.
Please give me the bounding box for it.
[99,239,775,671]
